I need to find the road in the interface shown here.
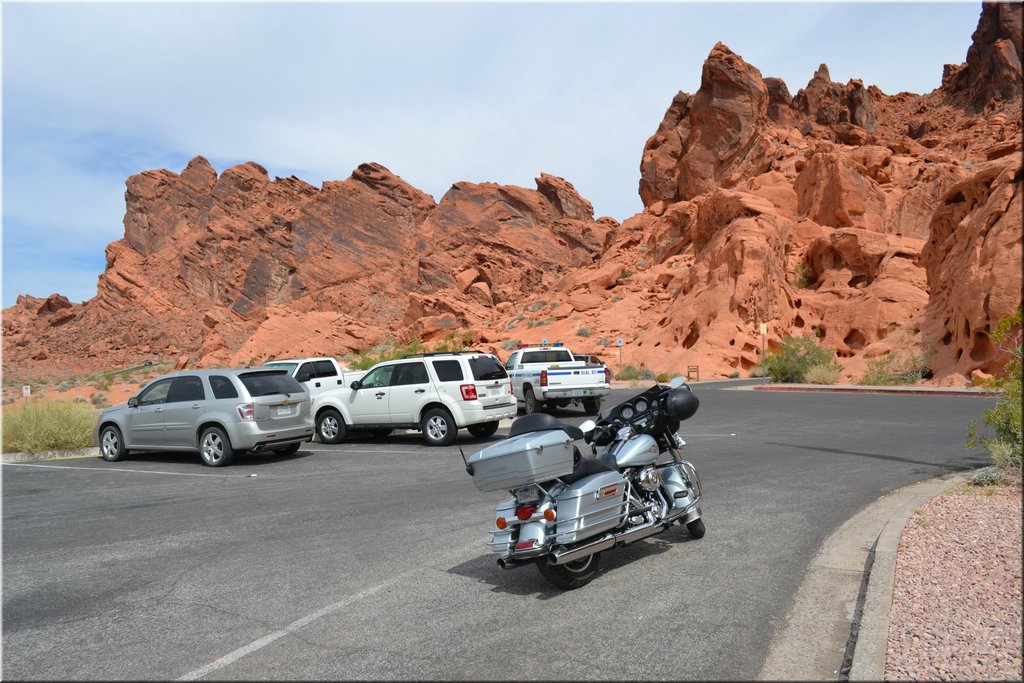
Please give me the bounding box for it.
[1,380,994,680]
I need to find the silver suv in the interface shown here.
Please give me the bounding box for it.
[93,368,314,467]
[316,352,517,446]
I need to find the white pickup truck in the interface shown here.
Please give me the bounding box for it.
[261,357,367,402]
[504,344,610,415]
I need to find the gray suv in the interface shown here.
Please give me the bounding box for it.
[93,368,314,467]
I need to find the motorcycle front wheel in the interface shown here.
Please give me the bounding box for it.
[536,552,602,590]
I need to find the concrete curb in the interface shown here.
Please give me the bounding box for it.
[2,448,99,463]
[847,474,967,681]
[748,383,997,397]
[757,473,965,680]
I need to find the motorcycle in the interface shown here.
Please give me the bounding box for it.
[462,376,704,589]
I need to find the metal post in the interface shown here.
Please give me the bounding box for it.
[760,323,767,384]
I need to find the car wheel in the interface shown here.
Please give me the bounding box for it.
[199,426,235,467]
[273,443,302,456]
[99,425,127,462]
[582,398,601,416]
[523,388,540,414]
[686,518,706,539]
[317,409,347,444]
[536,552,602,590]
[421,408,457,447]
[467,421,499,439]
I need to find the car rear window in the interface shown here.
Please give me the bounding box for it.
[432,359,464,382]
[239,371,305,397]
[469,356,508,381]
[522,350,574,364]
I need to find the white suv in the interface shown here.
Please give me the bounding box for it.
[315,352,517,446]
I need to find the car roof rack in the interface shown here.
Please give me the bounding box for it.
[401,350,487,359]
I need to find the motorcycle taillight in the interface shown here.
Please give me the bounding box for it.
[515,504,537,520]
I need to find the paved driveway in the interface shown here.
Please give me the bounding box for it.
[1,381,994,680]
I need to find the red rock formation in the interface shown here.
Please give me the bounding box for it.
[2,2,1021,390]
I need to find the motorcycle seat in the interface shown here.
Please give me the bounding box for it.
[561,454,616,485]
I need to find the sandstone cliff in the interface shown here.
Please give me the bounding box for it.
[3,2,1021,387]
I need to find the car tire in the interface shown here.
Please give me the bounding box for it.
[582,398,601,416]
[99,425,128,462]
[273,443,302,456]
[523,388,540,414]
[317,409,347,444]
[421,408,457,447]
[467,421,499,439]
[199,426,235,467]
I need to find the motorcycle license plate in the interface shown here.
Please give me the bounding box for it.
[514,485,539,503]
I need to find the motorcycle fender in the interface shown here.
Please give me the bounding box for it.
[510,520,550,558]
[659,463,700,510]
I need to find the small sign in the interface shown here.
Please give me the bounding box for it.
[541,338,548,345]
[760,323,767,335]
[617,338,623,347]
[22,385,30,399]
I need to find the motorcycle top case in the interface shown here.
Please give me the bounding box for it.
[467,429,575,492]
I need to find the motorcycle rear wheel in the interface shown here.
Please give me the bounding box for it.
[536,552,602,590]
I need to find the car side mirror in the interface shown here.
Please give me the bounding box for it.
[128,396,139,408]
[350,380,361,390]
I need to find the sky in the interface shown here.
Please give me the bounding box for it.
[1,0,985,308]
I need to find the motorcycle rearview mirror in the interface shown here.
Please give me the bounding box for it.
[669,375,687,389]
[579,419,596,434]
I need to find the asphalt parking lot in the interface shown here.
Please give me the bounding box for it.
[1,381,995,680]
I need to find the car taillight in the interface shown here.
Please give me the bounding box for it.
[604,367,610,383]
[460,384,478,401]
[236,403,255,421]
[540,370,548,387]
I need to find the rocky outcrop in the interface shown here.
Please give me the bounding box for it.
[944,2,1023,112]
[2,2,1021,389]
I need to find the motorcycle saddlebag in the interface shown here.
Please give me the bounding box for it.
[467,429,576,492]
[553,471,627,543]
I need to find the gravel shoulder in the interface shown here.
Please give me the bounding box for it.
[885,478,1023,681]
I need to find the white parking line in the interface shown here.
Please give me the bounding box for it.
[1,463,246,477]
[176,571,413,680]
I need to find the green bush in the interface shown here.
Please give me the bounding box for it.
[970,466,1005,487]
[616,364,656,381]
[804,363,841,385]
[3,400,96,453]
[967,307,1022,472]
[765,336,840,383]
[858,345,931,386]
[655,372,672,383]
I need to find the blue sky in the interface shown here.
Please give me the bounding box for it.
[1,1,984,308]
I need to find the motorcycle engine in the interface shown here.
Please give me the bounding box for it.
[636,466,662,492]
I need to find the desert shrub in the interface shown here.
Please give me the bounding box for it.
[616,364,656,381]
[526,301,547,312]
[501,339,520,351]
[858,344,932,386]
[728,370,740,379]
[970,466,1004,487]
[804,363,841,385]
[350,331,480,370]
[2,400,96,453]
[765,336,839,383]
[90,393,110,408]
[596,338,610,347]
[655,372,672,383]
[748,365,766,378]
[967,307,1022,472]
[577,327,591,338]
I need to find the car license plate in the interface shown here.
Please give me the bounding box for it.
[569,389,583,397]
[275,405,295,416]
[488,386,500,396]
[514,485,539,503]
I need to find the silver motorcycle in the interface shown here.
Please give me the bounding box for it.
[463,377,704,589]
